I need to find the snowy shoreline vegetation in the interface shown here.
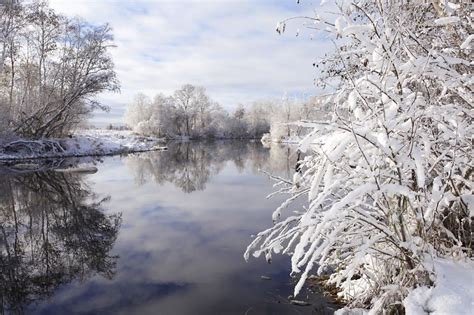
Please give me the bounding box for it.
[0,129,167,162]
[124,84,269,140]
[246,1,473,314]
[0,2,158,163]
[0,1,119,150]
[124,84,332,141]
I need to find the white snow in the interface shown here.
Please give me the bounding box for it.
[434,17,460,25]
[261,132,301,145]
[403,258,474,315]
[0,129,167,161]
[335,258,474,315]
[248,2,473,313]
[460,34,473,50]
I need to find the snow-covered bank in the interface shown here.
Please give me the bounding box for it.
[0,129,167,161]
[261,133,301,144]
[335,258,474,315]
[403,258,474,315]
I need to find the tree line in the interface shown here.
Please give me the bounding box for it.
[0,0,118,140]
[125,84,329,140]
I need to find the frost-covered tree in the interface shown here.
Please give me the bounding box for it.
[125,93,174,137]
[150,93,174,137]
[264,95,329,142]
[124,86,275,139]
[245,100,274,138]
[124,93,151,130]
[0,0,119,139]
[226,104,248,138]
[234,104,246,120]
[246,1,473,312]
[268,95,299,141]
[172,84,200,137]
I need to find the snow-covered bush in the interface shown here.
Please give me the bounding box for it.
[246,1,473,312]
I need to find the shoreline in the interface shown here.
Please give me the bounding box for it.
[0,129,167,163]
[0,146,167,163]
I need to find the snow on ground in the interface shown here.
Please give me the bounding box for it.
[0,129,167,161]
[403,258,474,315]
[335,258,474,315]
[261,133,301,144]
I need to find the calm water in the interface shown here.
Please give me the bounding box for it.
[0,141,339,314]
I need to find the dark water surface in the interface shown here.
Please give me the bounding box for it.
[0,141,339,314]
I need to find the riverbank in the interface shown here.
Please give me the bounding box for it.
[0,129,167,162]
[261,133,301,145]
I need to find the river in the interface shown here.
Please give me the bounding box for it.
[0,141,340,314]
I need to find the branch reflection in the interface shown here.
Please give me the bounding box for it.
[125,141,297,193]
[0,171,121,314]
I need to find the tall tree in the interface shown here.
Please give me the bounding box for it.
[173,84,198,137]
[0,0,119,139]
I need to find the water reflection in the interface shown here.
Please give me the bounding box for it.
[0,141,338,314]
[125,141,296,193]
[0,171,121,314]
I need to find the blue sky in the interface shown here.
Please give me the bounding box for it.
[49,0,332,126]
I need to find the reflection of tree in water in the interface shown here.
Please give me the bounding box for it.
[126,141,298,193]
[0,171,121,314]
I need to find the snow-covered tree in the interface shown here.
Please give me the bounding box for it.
[124,93,152,131]
[225,104,248,138]
[268,95,299,141]
[246,1,473,312]
[123,86,275,139]
[264,95,330,142]
[245,100,274,138]
[0,0,118,139]
[148,93,173,137]
[172,84,200,137]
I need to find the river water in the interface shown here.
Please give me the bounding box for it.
[0,141,340,314]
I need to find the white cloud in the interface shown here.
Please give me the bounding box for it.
[48,0,332,125]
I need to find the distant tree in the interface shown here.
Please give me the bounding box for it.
[233,104,245,120]
[124,93,151,130]
[245,101,273,138]
[123,85,276,139]
[172,84,199,137]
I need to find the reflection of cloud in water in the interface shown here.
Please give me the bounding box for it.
[31,142,338,314]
